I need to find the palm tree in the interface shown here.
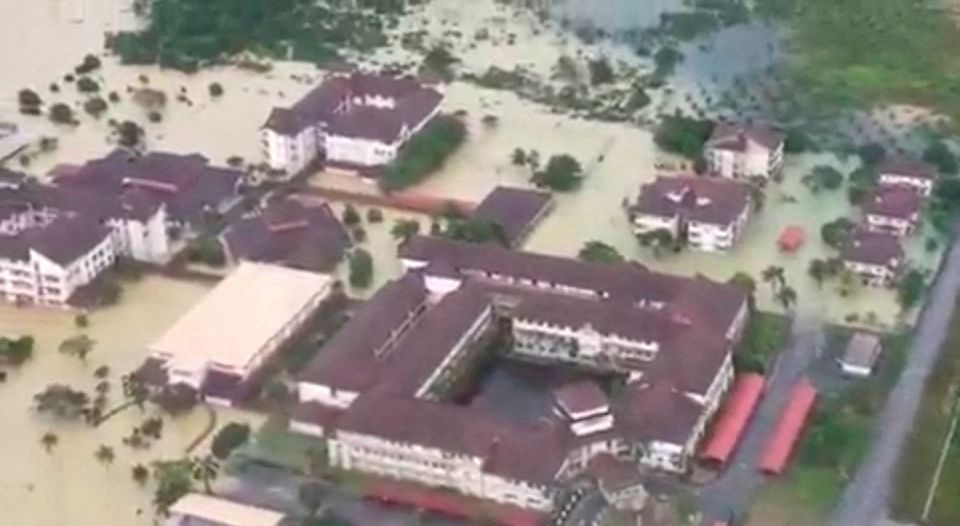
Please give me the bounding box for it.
[94,445,115,468]
[192,455,219,494]
[131,463,150,485]
[40,432,58,453]
[121,374,149,412]
[762,265,786,293]
[776,286,798,311]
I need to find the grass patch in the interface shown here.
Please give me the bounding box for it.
[734,311,791,373]
[752,466,844,525]
[890,293,960,524]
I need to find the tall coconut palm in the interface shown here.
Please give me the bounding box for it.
[192,455,219,494]
[94,445,115,468]
[40,432,58,453]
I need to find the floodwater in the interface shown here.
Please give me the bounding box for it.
[0,276,271,526]
[553,0,687,31]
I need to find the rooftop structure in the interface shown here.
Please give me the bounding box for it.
[146,262,332,404]
[220,197,350,272]
[294,236,750,512]
[472,186,554,247]
[261,72,444,175]
[166,493,288,526]
[700,373,765,464]
[839,332,883,377]
[705,122,784,179]
[842,230,903,286]
[863,186,921,237]
[877,156,938,196]
[759,377,817,475]
[777,225,805,252]
[50,149,243,231]
[632,176,752,252]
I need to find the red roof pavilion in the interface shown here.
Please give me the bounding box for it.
[777,225,806,252]
[700,373,766,464]
[759,377,817,475]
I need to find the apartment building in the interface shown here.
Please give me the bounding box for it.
[863,186,921,237]
[877,156,938,197]
[705,122,784,179]
[841,230,904,286]
[631,176,752,252]
[262,72,443,175]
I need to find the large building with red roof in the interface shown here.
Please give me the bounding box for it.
[261,72,443,175]
[291,236,750,513]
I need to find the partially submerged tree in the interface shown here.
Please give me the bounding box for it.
[532,154,583,191]
[348,249,374,289]
[578,241,624,263]
[210,422,251,460]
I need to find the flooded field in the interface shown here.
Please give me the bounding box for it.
[0,276,267,526]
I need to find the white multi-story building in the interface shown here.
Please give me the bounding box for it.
[0,216,115,307]
[261,72,444,176]
[705,122,784,179]
[631,176,752,252]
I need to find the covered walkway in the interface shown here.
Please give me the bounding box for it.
[700,373,766,465]
[759,377,818,475]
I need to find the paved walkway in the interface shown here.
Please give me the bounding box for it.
[698,314,824,521]
[832,236,960,526]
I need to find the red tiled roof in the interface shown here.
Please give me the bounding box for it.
[878,156,938,180]
[759,377,817,475]
[635,176,751,226]
[778,225,805,252]
[473,186,554,246]
[863,187,921,220]
[842,230,903,268]
[700,373,765,464]
[707,122,783,151]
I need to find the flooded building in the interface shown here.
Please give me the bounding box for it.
[261,72,443,175]
[630,175,752,252]
[292,236,749,512]
[841,230,903,286]
[705,122,784,179]
[166,493,289,526]
[220,196,350,272]
[877,156,938,197]
[862,186,921,237]
[142,262,333,406]
[472,186,554,248]
[49,149,244,238]
[0,215,114,307]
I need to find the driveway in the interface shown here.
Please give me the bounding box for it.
[832,235,960,525]
[698,314,824,521]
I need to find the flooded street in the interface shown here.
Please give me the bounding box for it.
[0,276,270,526]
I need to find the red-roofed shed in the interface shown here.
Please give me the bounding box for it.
[778,225,806,252]
[700,373,766,464]
[759,377,817,475]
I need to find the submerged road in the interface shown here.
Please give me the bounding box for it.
[833,235,960,525]
[698,314,823,521]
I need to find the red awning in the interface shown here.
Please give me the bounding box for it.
[700,373,766,464]
[759,377,817,475]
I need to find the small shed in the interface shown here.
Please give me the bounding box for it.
[839,332,883,377]
[777,225,806,252]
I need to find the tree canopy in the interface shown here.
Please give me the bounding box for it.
[654,116,714,160]
[348,249,374,288]
[821,217,857,249]
[210,422,251,460]
[532,154,583,191]
[578,241,624,263]
[379,116,466,191]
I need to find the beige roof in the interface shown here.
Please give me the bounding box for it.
[150,262,331,371]
[169,493,287,526]
[842,332,883,368]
